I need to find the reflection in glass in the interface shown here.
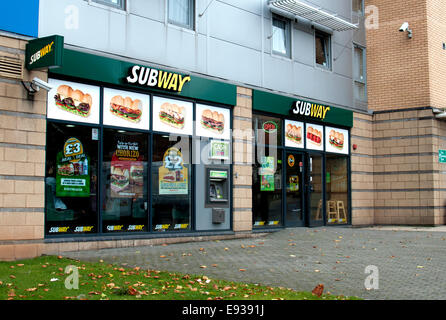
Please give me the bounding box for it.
[252,146,282,227]
[102,129,148,233]
[309,154,323,223]
[326,155,349,224]
[152,134,191,231]
[285,153,303,226]
[45,122,99,235]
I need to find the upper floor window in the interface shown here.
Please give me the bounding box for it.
[352,0,364,16]
[353,44,367,101]
[272,15,291,58]
[168,0,195,30]
[315,30,331,70]
[92,0,126,10]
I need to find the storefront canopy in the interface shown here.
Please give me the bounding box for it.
[268,0,358,32]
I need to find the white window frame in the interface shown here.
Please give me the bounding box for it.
[271,14,292,59]
[87,0,128,14]
[315,30,332,71]
[167,0,195,31]
[353,43,367,101]
[352,0,365,16]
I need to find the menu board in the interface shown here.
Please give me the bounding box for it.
[196,104,231,140]
[56,137,90,197]
[47,79,100,124]
[305,123,324,151]
[110,140,144,198]
[158,147,188,195]
[325,126,349,155]
[103,88,150,130]
[284,120,304,149]
[152,96,193,136]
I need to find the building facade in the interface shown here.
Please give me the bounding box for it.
[1,0,442,261]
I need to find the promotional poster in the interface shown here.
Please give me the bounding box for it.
[103,88,150,130]
[325,126,349,155]
[47,79,100,124]
[153,96,193,136]
[159,147,188,195]
[196,104,230,140]
[305,123,324,151]
[56,137,91,197]
[285,120,304,149]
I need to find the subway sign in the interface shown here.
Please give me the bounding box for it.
[126,65,191,93]
[25,35,64,70]
[291,100,331,121]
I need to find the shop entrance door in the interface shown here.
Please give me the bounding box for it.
[285,152,304,227]
[307,153,324,227]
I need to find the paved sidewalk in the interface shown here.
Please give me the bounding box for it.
[63,227,446,300]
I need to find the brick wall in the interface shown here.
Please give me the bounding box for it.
[232,87,253,232]
[365,0,430,111]
[0,35,47,260]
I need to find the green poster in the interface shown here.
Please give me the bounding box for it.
[259,156,275,175]
[56,137,91,197]
[261,175,275,192]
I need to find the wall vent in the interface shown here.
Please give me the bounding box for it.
[0,56,23,80]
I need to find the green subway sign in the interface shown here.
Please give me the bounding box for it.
[253,90,353,128]
[25,35,64,70]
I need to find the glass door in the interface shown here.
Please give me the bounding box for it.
[307,153,324,227]
[285,152,304,227]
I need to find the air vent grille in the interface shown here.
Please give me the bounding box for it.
[0,56,23,80]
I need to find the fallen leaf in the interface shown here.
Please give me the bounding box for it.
[25,288,37,292]
[200,265,207,269]
[312,284,324,297]
[239,269,246,272]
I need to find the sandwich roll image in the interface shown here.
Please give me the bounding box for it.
[159,102,186,129]
[110,95,143,123]
[329,130,344,150]
[110,165,130,193]
[201,109,225,134]
[307,126,322,146]
[286,123,302,144]
[54,85,92,117]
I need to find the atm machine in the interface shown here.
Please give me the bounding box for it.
[195,138,231,230]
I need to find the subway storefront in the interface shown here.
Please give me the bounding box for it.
[44,49,235,237]
[251,90,353,229]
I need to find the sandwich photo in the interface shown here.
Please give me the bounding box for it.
[110,95,142,123]
[57,163,74,176]
[307,127,322,146]
[110,165,130,193]
[162,171,177,182]
[130,164,144,186]
[201,109,225,134]
[329,130,344,150]
[285,123,302,144]
[54,85,92,117]
[159,103,185,129]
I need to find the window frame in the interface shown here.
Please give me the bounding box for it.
[167,0,196,31]
[315,30,332,71]
[352,0,365,16]
[271,14,292,59]
[353,43,367,101]
[89,0,126,11]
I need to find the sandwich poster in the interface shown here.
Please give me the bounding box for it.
[305,123,324,151]
[284,120,304,149]
[325,126,349,155]
[56,137,90,198]
[158,147,188,195]
[110,140,144,198]
[153,96,193,136]
[47,78,100,124]
[103,88,150,130]
[196,104,230,140]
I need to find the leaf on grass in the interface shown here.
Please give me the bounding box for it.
[312,284,324,297]
[25,288,37,292]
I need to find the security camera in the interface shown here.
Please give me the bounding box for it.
[399,22,409,32]
[32,77,53,91]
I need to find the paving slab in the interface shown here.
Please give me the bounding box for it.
[62,227,446,300]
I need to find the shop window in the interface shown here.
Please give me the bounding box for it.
[252,146,283,227]
[168,0,195,30]
[91,0,126,10]
[326,155,349,224]
[102,129,149,233]
[272,15,291,58]
[315,30,331,70]
[152,134,191,232]
[253,114,282,147]
[45,122,99,235]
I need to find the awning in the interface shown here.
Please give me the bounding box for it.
[268,0,358,32]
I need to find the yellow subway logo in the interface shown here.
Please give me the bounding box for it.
[29,41,54,66]
[292,100,330,121]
